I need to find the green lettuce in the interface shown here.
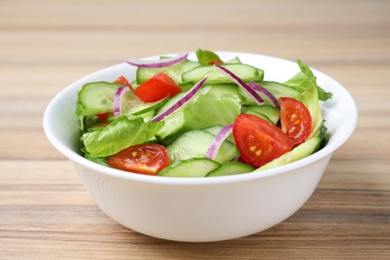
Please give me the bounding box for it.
[284,59,332,101]
[295,84,323,139]
[183,94,241,131]
[82,115,163,157]
[195,48,222,65]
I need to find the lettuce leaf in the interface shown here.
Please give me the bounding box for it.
[195,48,222,65]
[284,59,332,101]
[183,94,241,131]
[295,84,323,139]
[82,115,163,157]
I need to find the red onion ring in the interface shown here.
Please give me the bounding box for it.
[215,65,264,105]
[151,77,208,122]
[248,81,280,108]
[126,52,189,68]
[205,124,234,160]
[113,86,131,117]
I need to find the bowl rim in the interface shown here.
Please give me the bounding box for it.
[43,51,358,186]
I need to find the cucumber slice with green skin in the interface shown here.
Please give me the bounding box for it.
[76,81,168,117]
[254,81,300,99]
[76,81,123,117]
[182,64,264,85]
[158,158,221,177]
[123,94,169,116]
[166,129,239,165]
[244,105,280,125]
[154,91,187,116]
[206,161,254,177]
[201,83,241,102]
[177,82,193,92]
[243,110,274,124]
[136,59,200,84]
[238,81,300,106]
[254,136,322,171]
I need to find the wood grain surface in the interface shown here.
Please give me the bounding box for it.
[1,0,389,259]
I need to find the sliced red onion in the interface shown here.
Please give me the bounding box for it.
[215,65,264,105]
[151,77,208,122]
[126,52,189,68]
[248,81,280,108]
[205,124,234,160]
[113,86,131,117]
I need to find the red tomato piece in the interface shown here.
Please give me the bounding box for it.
[279,97,312,146]
[107,144,169,175]
[208,59,223,65]
[134,72,182,102]
[95,113,107,120]
[233,114,294,168]
[115,75,132,89]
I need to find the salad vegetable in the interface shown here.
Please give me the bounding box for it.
[134,72,182,102]
[279,97,312,146]
[107,143,169,175]
[76,48,332,177]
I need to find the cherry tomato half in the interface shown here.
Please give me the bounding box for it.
[279,97,312,146]
[134,72,182,102]
[233,114,294,168]
[107,143,169,175]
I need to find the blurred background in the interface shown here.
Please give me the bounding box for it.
[1,0,389,164]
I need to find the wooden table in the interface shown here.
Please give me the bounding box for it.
[1,0,389,259]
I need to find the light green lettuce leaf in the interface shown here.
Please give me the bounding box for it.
[284,59,332,101]
[296,84,323,138]
[183,94,241,131]
[82,115,163,157]
[195,48,222,65]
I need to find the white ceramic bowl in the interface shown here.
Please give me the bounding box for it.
[43,52,358,242]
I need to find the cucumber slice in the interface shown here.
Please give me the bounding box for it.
[122,94,169,116]
[178,82,193,92]
[154,91,187,116]
[136,59,200,84]
[255,81,300,99]
[135,109,156,122]
[76,81,168,117]
[206,161,254,177]
[76,81,123,117]
[166,129,239,164]
[238,80,300,106]
[255,136,322,171]
[202,83,241,102]
[244,105,280,125]
[243,110,273,124]
[158,158,221,177]
[182,64,264,85]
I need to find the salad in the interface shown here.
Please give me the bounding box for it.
[76,49,332,177]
